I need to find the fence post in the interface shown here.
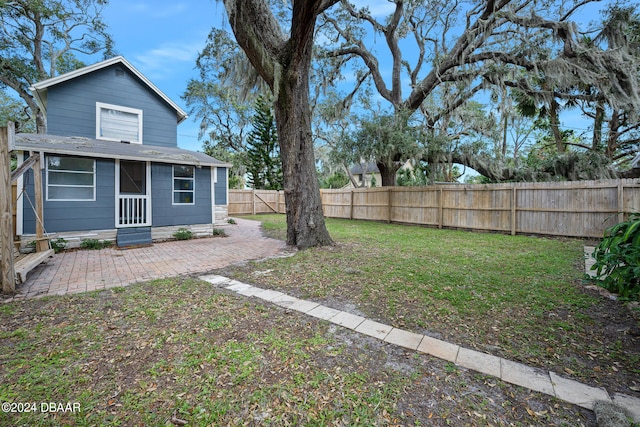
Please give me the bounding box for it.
[252,190,256,215]
[511,186,517,236]
[387,188,392,223]
[617,181,624,223]
[438,187,443,229]
[1,124,16,293]
[349,189,354,220]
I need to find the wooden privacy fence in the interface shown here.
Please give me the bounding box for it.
[228,179,640,239]
[228,189,286,216]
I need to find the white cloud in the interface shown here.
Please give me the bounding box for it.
[132,41,201,80]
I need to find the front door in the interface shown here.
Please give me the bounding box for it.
[116,160,151,227]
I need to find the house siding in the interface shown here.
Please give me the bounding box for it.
[214,167,228,205]
[22,156,115,234]
[151,163,213,226]
[46,64,177,148]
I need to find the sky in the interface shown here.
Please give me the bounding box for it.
[98,1,229,152]
[92,0,602,155]
[96,0,396,153]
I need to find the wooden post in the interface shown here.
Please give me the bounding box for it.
[252,189,256,215]
[349,189,354,220]
[387,187,392,223]
[511,186,517,236]
[31,152,48,252]
[1,124,16,293]
[617,181,624,223]
[438,187,443,229]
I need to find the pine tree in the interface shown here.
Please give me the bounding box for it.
[244,95,283,190]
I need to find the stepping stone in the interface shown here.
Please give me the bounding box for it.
[287,299,321,314]
[384,328,423,350]
[501,358,554,396]
[251,288,286,301]
[354,319,392,340]
[456,347,501,377]
[611,393,640,423]
[550,371,610,409]
[307,305,341,320]
[200,275,231,285]
[417,336,459,362]
[330,311,365,330]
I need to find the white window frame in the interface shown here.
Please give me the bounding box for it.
[46,156,96,201]
[172,165,195,205]
[96,102,143,144]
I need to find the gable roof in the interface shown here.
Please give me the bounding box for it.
[30,56,188,124]
[14,133,231,168]
[350,162,379,174]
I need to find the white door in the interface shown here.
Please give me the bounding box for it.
[116,160,151,227]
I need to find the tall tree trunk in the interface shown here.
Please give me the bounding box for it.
[377,162,398,186]
[607,111,620,160]
[274,52,333,248]
[549,99,565,153]
[222,0,336,249]
[592,101,604,151]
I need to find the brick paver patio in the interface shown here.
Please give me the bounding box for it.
[9,218,287,300]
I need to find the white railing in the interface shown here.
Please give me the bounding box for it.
[118,195,150,227]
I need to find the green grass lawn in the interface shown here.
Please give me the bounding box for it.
[0,215,637,426]
[229,215,639,390]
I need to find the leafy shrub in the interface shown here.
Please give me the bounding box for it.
[50,237,67,253]
[212,228,226,237]
[227,218,237,225]
[591,212,640,300]
[173,228,193,240]
[27,238,67,253]
[80,239,113,250]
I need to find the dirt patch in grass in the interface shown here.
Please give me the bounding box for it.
[1,278,596,426]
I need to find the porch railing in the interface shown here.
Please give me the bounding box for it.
[118,195,150,227]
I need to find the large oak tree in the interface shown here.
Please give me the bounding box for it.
[0,0,113,133]
[221,0,336,248]
[320,0,640,183]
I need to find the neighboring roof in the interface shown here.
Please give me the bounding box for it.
[30,56,188,124]
[14,133,231,168]
[350,162,380,174]
[632,153,640,168]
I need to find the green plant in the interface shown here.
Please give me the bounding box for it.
[50,237,67,253]
[80,239,113,250]
[227,218,237,225]
[173,228,193,240]
[591,212,640,301]
[212,228,226,237]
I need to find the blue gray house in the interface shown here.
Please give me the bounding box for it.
[14,56,229,247]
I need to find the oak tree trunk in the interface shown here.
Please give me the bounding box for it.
[222,0,336,249]
[274,39,332,249]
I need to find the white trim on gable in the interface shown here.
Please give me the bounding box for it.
[30,56,188,124]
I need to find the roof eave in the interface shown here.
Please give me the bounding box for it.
[30,56,188,124]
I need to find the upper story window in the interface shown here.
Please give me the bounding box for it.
[46,156,96,201]
[96,102,143,144]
